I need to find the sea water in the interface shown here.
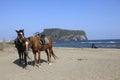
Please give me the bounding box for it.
[53,39,120,49]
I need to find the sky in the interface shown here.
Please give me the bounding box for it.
[0,0,120,40]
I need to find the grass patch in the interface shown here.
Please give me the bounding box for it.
[0,43,14,51]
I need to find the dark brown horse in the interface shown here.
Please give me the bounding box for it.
[14,29,25,64]
[23,34,57,67]
[14,38,24,63]
[14,29,27,66]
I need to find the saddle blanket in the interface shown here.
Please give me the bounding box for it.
[44,37,49,44]
[39,37,49,44]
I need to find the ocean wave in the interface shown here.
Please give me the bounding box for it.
[80,41,116,44]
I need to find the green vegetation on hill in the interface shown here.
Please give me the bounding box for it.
[41,28,87,41]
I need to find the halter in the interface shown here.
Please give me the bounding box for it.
[17,32,25,43]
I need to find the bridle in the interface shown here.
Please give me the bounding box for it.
[17,32,25,43]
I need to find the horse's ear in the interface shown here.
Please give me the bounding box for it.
[22,29,24,32]
[16,30,18,33]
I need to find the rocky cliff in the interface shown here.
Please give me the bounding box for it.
[41,28,87,41]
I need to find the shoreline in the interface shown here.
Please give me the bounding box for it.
[53,46,120,49]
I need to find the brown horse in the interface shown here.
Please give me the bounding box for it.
[23,34,57,67]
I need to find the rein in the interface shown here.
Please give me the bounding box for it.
[17,36,23,43]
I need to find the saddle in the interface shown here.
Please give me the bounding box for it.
[40,34,45,45]
[38,34,49,49]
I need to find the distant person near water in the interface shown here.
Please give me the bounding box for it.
[91,43,97,48]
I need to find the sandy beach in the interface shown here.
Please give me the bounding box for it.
[0,47,120,80]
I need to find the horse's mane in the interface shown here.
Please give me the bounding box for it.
[26,35,40,46]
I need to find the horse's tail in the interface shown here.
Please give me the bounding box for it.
[50,48,58,59]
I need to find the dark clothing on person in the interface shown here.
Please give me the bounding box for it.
[92,43,97,48]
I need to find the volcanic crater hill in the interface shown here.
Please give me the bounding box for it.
[41,28,87,41]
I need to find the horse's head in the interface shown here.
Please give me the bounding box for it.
[16,29,25,42]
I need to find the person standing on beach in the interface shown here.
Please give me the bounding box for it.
[91,43,97,48]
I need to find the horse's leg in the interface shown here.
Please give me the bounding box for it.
[48,48,57,65]
[38,50,41,66]
[21,52,24,61]
[33,52,37,66]
[24,53,27,66]
[50,48,57,59]
[45,49,50,64]
[48,49,52,65]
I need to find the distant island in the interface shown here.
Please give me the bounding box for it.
[41,28,87,41]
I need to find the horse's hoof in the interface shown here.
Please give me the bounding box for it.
[33,64,36,67]
[38,63,41,66]
[49,63,52,66]
[36,64,39,68]
[24,66,28,70]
